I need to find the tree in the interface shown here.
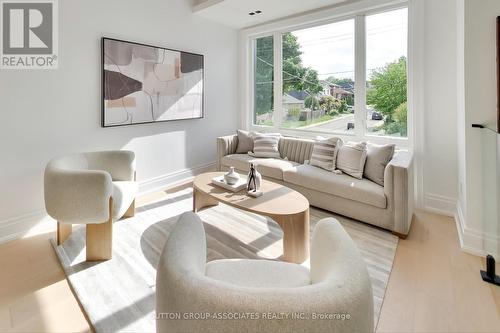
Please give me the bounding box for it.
[319,96,336,114]
[366,56,407,123]
[255,33,324,117]
[385,101,407,136]
[338,100,348,114]
[320,95,346,115]
[304,96,320,110]
[282,33,323,95]
[254,36,274,117]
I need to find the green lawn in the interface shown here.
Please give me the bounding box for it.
[255,112,351,128]
[282,114,338,129]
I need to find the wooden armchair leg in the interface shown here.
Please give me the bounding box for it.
[86,198,113,261]
[57,222,72,245]
[123,199,135,218]
[86,218,113,261]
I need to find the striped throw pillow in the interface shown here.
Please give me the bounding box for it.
[310,137,342,171]
[251,133,281,158]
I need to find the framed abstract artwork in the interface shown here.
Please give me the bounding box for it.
[102,37,204,127]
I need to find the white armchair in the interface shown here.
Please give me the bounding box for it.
[156,212,374,333]
[44,150,138,261]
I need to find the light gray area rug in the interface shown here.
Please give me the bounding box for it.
[52,187,398,333]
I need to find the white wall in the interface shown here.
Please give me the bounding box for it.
[0,0,238,242]
[420,0,459,215]
[456,0,500,257]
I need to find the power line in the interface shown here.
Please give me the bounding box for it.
[257,56,322,89]
[255,23,406,52]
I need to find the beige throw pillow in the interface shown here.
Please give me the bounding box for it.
[310,137,342,171]
[235,130,254,154]
[251,133,281,158]
[363,143,396,186]
[336,141,368,179]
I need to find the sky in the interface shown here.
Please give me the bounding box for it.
[292,8,408,81]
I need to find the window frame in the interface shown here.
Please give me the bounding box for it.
[242,0,411,148]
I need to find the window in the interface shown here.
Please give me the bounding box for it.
[281,20,355,134]
[254,36,274,126]
[366,8,408,137]
[248,4,409,142]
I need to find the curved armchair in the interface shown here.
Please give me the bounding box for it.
[156,212,374,333]
[44,150,137,261]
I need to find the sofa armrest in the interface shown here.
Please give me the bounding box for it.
[384,150,414,236]
[216,134,238,171]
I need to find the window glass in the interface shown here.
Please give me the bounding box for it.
[254,36,274,126]
[366,8,408,137]
[281,19,355,133]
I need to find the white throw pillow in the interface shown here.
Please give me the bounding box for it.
[363,143,396,186]
[251,133,281,158]
[336,141,368,179]
[235,130,254,154]
[310,137,342,171]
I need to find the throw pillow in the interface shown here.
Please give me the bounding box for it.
[363,143,396,186]
[251,133,281,158]
[310,137,342,171]
[336,141,368,179]
[235,130,254,154]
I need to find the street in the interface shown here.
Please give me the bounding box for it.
[304,114,384,133]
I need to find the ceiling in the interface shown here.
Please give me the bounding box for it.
[193,0,350,29]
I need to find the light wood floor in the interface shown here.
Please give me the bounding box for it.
[0,186,499,332]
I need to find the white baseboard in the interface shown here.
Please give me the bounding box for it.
[423,194,499,258]
[423,193,456,217]
[138,161,216,195]
[0,210,49,245]
[454,202,499,258]
[0,162,216,245]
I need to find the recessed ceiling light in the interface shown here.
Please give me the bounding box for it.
[248,10,262,16]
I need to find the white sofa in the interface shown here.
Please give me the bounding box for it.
[44,150,138,260]
[217,135,414,237]
[156,211,374,333]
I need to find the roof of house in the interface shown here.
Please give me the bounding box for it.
[282,93,304,104]
[287,90,310,101]
[332,87,354,96]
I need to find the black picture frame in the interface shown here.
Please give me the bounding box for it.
[101,37,205,128]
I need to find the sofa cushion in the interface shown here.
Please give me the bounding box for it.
[283,165,386,209]
[364,143,395,186]
[336,141,368,179]
[310,137,342,171]
[235,129,254,154]
[251,133,281,158]
[221,154,299,180]
[206,259,310,288]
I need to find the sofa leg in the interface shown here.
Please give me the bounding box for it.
[123,199,135,218]
[57,222,72,245]
[392,231,408,239]
[86,198,113,261]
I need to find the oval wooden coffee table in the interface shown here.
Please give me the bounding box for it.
[193,172,310,264]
